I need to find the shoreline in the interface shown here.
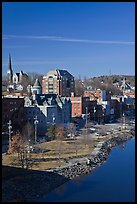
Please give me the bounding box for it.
[51,130,134,180]
[2,129,135,202]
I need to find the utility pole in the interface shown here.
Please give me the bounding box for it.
[85,107,88,147]
[34,116,39,143]
[86,107,88,129]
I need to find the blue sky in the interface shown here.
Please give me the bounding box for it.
[2,2,135,78]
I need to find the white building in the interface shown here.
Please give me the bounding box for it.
[24,94,72,135]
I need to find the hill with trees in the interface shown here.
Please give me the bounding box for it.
[75,75,135,96]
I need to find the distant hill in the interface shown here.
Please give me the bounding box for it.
[75,75,135,96]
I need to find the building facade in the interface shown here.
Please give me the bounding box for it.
[31,78,42,95]
[24,94,72,135]
[2,96,25,133]
[84,89,111,101]
[67,96,92,117]
[42,69,75,96]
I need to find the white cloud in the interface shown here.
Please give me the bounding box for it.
[2,34,135,45]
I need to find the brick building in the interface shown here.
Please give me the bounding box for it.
[84,89,111,101]
[67,96,92,117]
[42,69,75,96]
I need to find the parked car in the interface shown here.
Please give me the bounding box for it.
[95,133,100,136]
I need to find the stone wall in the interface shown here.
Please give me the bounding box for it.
[53,132,134,179]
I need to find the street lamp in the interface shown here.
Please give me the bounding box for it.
[93,107,96,124]
[7,120,13,151]
[52,113,55,125]
[102,113,104,124]
[122,113,125,129]
[34,116,39,143]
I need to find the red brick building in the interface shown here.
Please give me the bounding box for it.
[68,96,94,117]
[84,89,111,101]
[42,69,75,97]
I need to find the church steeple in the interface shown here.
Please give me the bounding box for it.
[7,54,13,84]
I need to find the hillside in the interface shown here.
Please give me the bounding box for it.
[75,75,135,96]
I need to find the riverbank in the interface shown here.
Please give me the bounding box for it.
[2,129,134,202]
[52,130,134,179]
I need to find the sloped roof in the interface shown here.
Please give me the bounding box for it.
[33,78,42,87]
[34,94,69,107]
[46,69,74,78]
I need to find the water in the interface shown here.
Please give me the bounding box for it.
[37,137,135,202]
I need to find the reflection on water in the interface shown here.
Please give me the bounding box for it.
[37,137,135,202]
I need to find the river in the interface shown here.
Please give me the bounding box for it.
[36,137,135,202]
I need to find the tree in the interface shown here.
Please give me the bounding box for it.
[81,128,91,148]
[55,124,66,166]
[46,123,56,140]
[67,123,76,138]
[74,138,82,156]
[75,78,85,96]
[8,132,33,169]
[22,122,34,142]
[55,124,66,140]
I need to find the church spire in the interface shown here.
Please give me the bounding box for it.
[7,54,13,84]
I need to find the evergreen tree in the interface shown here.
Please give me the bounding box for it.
[47,124,56,139]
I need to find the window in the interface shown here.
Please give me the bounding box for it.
[49,76,53,81]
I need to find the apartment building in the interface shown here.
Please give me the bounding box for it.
[42,69,75,96]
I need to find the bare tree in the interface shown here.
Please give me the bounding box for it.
[67,123,76,138]
[74,138,82,156]
[8,132,33,169]
[55,124,65,140]
[22,122,34,142]
[81,124,91,148]
[55,124,66,166]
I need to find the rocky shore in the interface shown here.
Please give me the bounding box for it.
[53,131,134,179]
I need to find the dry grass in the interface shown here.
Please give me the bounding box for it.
[2,138,97,170]
[3,130,122,170]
